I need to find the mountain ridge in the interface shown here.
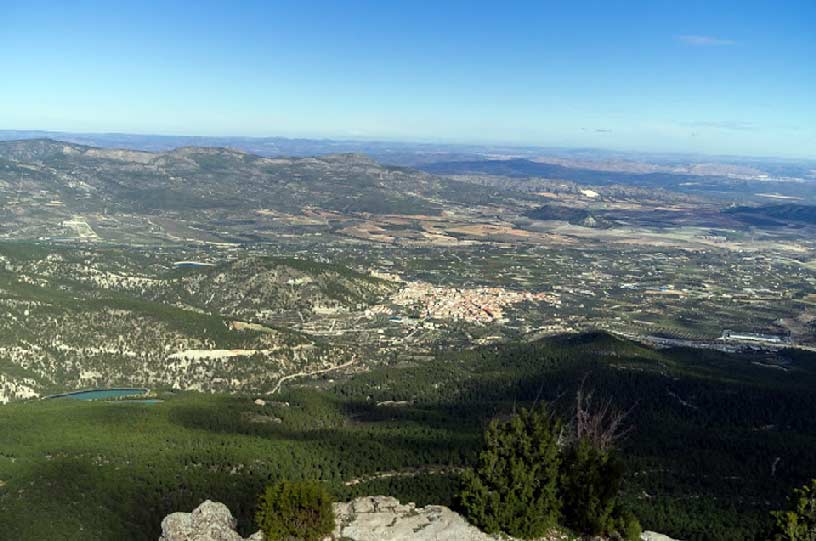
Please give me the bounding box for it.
[0,138,508,219]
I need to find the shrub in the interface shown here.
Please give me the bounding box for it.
[559,437,625,535]
[772,479,816,541]
[556,381,638,539]
[458,406,562,539]
[255,480,335,541]
[613,509,643,541]
[459,390,642,540]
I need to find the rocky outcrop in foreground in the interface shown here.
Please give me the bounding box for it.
[333,496,507,541]
[159,497,680,541]
[159,500,262,541]
[640,533,681,541]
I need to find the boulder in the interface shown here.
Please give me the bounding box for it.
[333,495,539,541]
[641,532,682,541]
[159,500,263,541]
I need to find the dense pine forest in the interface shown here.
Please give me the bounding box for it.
[1,332,815,540]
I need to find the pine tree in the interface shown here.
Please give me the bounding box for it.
[559,437,625,535]
[772,479,816,541]
[458,406,562,539]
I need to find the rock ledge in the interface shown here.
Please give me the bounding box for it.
[333,495,508,540]
[159,500,262,541]
[159,497,681,541]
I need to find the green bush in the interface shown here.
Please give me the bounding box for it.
[255,480,335,541]
[772,479,816,541]
[458,406,562,539]
[559,437,625,535]
[459,400,642,540]
[613,509,643,541]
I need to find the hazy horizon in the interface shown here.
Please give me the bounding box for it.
[2,128,815,164]
[2,1,814,159]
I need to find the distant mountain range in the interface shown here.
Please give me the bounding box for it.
[2,138,815,243]
[0,138,505,217]
[420,157,816,203]
[2,129,813,175]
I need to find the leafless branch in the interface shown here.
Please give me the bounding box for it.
[571,375,635,451]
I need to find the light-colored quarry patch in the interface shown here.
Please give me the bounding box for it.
[60,216,98,239]
[229,321,278,333]
[255,209,328,225]
[166,349,278,360]
[312,305,347,315]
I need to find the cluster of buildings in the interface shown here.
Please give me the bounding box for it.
[720,330,790,345]
[388,282,559,324]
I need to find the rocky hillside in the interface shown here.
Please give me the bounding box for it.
[0,245,382,401]
[150,256,396,320]
[159,497,679,541]
[0,139,503,218]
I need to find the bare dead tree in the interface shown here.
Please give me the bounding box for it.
[571,376,635,452]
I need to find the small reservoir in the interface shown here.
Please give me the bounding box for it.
[47,388,149,401]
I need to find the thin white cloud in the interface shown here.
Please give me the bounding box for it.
[685,120,756,131]
[677,35,737,46]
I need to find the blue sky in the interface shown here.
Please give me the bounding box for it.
[1,0,814,158]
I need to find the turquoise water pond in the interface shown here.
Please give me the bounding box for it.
[48,388,148,401]
[173,261,214,269]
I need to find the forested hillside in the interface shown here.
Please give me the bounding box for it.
[1,332,813,540]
